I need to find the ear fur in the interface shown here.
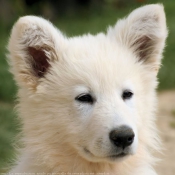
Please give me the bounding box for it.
[8,16,65,89]
[108,4,168,71]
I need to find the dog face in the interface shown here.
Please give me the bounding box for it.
[41,40,141,163]
[8,5,167,164]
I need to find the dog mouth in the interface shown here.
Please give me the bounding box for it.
[109,152,127,158]
[84,148,129,160]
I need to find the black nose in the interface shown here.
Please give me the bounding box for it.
[109,125,135,149]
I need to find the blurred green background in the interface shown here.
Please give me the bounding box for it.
[0,0,175,172]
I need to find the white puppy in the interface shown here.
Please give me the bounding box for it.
[8,4,167,175]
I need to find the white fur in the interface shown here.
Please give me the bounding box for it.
[8,4,167,175]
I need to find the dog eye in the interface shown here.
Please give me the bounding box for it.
[122,90,133,100]
[75,94,94,104]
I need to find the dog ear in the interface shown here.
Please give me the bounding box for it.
[8,16,65,89]
[108,4,168,72]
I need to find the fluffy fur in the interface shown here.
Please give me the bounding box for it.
[8,4,167,175]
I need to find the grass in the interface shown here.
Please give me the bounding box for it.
[170,110,175,129]
[172,110,175,117]
[0,102,18,172]
[170,121,175,129]
[0,0,175,172]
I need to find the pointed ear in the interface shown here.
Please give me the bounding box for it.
[8,16,65,89]
[108,4,168,72]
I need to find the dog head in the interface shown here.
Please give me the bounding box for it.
[8,4,167,164]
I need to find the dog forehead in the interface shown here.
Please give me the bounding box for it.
[55,34,141,92]
[66,34,135,66]
[68,34,137,71]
